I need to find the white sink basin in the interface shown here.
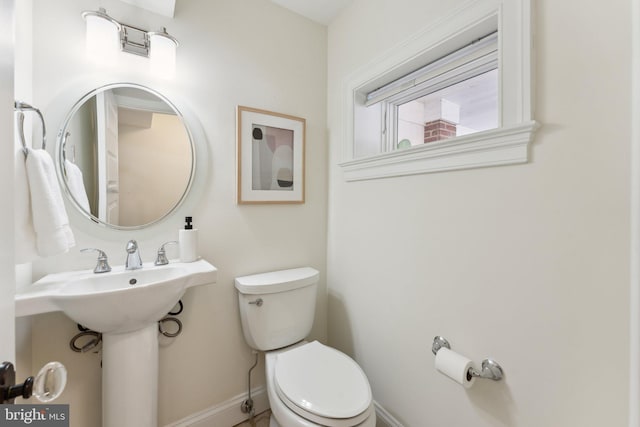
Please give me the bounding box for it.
[16,259,217,333]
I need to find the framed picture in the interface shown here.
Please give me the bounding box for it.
[237,106,306,204]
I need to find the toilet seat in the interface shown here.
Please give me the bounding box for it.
[274,341,372,427]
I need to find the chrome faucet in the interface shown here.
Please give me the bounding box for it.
[125,240,143,270]
[154,241,178,266]
[80,248,112,274]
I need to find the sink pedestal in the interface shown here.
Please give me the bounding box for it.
[102,324,158,427]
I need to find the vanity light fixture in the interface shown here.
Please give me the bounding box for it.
[82,8,179,76]
[148,27,179,79]
[82,8,121,63]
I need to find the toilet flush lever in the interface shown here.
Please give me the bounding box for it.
[248,298,263,307]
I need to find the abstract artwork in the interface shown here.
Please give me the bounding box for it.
[237,106,305,204]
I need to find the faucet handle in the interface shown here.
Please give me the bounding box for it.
[126,240,138,254]
[80,248,112,274]
[154,241,178,266]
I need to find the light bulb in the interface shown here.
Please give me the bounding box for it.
[149,28,178,79]
[83,9,120,65]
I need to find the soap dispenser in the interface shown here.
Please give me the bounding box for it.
[179,216,198,262]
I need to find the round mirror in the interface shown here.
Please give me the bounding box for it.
[57,83,194,229]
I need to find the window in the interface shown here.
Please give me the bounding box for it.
[340,1,537,181]
[365,32,498,154]
[397,68,498,145]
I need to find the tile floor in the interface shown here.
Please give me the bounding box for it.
[233,410,271,427]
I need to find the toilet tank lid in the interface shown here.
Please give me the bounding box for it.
[235,267,319,295]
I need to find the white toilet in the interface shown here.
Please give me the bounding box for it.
[235,267,376,427]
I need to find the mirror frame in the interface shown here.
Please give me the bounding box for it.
[55,82,196,230]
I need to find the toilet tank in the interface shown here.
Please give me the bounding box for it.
[235,267,319,351]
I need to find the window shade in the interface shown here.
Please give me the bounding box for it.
[365,31,498,107]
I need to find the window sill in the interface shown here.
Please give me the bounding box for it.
[339,121,539,182]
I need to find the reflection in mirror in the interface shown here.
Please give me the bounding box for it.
[59,84,194,229]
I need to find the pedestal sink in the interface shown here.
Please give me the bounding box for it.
[15,259,217,427]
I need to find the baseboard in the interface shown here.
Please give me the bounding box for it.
[165,389,401,427]
[374,400,404,427]
[164,386,269,427]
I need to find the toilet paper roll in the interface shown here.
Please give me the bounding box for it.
[435,347,476,388]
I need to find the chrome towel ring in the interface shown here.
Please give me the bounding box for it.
[14,100,46,156]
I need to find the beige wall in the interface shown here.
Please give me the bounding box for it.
[118,113,191,227]
[25,0,327,425]
[327,0,630,426]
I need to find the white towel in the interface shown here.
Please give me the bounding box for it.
[14,146,37,263]
[25,148,75,257]
[64,159,91,213]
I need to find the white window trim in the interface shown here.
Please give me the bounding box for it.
[339,0,538,181]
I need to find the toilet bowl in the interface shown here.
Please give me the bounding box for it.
[235,268,376,427]
[266,341,375,427]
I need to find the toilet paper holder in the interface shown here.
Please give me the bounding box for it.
[432,336,504,381]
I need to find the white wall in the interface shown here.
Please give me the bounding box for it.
[327,1,630,426]
[0,0,16,365]
[13,0,32,383]
[25,1,327,425]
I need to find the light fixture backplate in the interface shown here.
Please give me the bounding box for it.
[121,24,150,57]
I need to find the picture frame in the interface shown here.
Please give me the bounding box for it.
[237,106,306,204]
